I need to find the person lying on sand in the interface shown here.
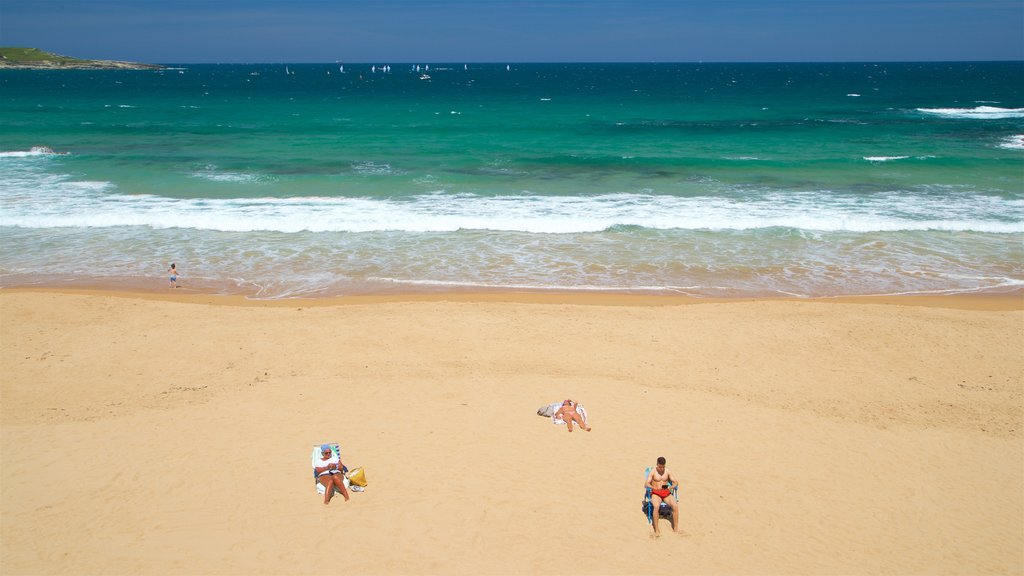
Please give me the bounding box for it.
[554,399,590,432]
[646,456,679,534]
[314,444,350,505]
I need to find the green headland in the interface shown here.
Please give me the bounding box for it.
[0,47,163,70]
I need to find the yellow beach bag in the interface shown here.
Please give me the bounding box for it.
[346,467,367,487]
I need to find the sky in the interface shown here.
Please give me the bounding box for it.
[1,0,1022,63]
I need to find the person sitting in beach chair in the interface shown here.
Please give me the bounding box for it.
[554,399,591,432]
[313,443,350,505]
[644,456,679,534]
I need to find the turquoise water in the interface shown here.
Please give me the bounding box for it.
[1,62,1022,298]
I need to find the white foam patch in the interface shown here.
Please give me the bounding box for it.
[351,161,397,175]
[998,135,1024,150]
[0,147,66,158]
[917,106,1024,119]
[189,166,267,183]
[864,156,910,162]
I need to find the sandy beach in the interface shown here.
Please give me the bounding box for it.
[1,289,1021,575]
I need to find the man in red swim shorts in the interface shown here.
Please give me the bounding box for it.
[645,456,679,534]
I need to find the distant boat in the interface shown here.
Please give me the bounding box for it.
[506,65,510,71]
[285,66,291,75]
[464,64,468,70]
[420,74,431,80]
[339,65,344,73]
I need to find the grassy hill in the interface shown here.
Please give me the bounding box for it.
[0,47,162,69]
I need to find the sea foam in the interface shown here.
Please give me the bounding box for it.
[3,184,1021,234]
[863,156,910,162]
[189,166,269,184]
[0,147,66,158]
[998,135,1024,150]
[916,106,1024,119]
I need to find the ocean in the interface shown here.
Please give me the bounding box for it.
[1,62,1022,298]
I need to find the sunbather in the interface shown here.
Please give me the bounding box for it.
[646,456,678,534]
[314,444,350,505]
[554,399,591,432]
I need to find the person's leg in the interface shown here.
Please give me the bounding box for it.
[318,475,334,504]
[332,474,350,501]
[669,495,679,532]
[650,494,664,534]
[572,413,591,431]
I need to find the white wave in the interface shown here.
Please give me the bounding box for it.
[917,106,1024,119]
[846,93,861,97]
[998,135,1024,150]
[2,182,1021,234]
[0,147,66,158]
[864,156,910,162]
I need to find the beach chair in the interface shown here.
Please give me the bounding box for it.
[312,443,348,496]
[642,466,678,525]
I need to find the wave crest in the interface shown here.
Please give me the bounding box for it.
[0,147,67,158]
[917,106,1024,119]
[3,187,1021,234]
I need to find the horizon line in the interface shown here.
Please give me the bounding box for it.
[148,59,1024,65]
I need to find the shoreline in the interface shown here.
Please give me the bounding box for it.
[2,284,1022,311]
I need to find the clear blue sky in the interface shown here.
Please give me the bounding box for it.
[1,0,1022,63]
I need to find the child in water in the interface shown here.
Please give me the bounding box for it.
[168,263,180,288]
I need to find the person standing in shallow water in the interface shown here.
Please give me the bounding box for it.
[167,263,180,288]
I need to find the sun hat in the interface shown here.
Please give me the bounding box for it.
[320,444,332,453]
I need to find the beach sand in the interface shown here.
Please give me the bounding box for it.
[1,289,1022,575]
